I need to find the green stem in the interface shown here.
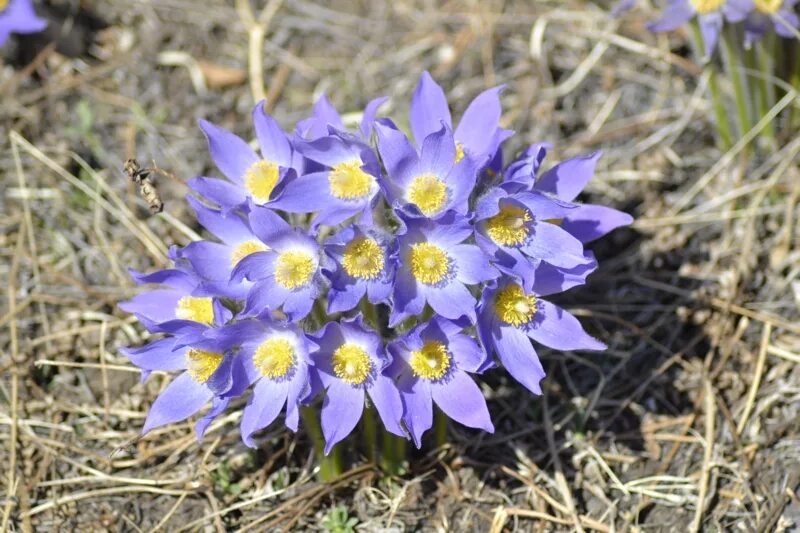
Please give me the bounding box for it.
[745,43,775,146]
[381,430,399,474]
[721,28,751,140]
[434,408,448,448]
[301,406,342,481]
[362,406,378,464]
[708,68,733,150]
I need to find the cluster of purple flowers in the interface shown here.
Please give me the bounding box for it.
[0,0,46,47]
[119,72,632,452]
[616,0,799,55]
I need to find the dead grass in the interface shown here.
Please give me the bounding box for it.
[2,0,799,531]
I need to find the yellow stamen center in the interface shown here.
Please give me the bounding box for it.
[342,237,384,280]
[495,283,538,327]
[754,0,782,13]
[274,251,315,289]
[409,341,452,381]
[486,204,532,246]
[0,0,8,11]
[408,243,450,285]
[230,240,268,267]
[454,142,466,163]
[253,337,296,379]
[186,349,224,384]
[690,0,726,13]
[332,343,372,385]
[175,296,214,325]
[244,160,280,204]
[329,160,374,200]
[407,174,448,216]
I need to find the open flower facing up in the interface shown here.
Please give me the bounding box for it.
[504,148,634,245]
[310,317,405,453]
[120,75,631,458]
[232,206,327,321]
[118,266,231,338]
[323,225,396,313]
[376,122,478,219]
[270,131,383,227]
[475,187,593,290]
[214,316,316,447]
[389,317,493,447]
[647,0,749,58]
[409,71,512,167]
[477,278,606,395]
[0,0,47,47]
[176,197,268,300]
[191,102,300,211]
[392,212,497,326]
[120,335,245,438]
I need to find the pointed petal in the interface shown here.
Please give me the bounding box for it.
[142,372,213,433]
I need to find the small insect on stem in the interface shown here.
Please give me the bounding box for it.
[124,158,166,214]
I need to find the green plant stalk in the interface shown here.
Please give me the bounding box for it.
[434,408,447,448]
[721,29,752,141]
[301,406,342,481]
[746,43,776,144]
[381,430,401,474]
[690,21,732,149]
[790,41,800,130]
[362,406,378,464]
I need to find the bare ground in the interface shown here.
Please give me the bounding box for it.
[2,0,800,531]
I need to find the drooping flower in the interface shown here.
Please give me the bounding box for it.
[0,0,47,47]
[118,266,231,337]
[647,0,750,58]
[475,187,593,290]
[375,122,478,219]
[477,278,606,395]
[121,335,246,438]
[409,71,513,166]
[213,315,316,447]
[190,102,300,211]
[323,225,395,313]
[504,147,634,245]
[391,212,497,326]
[388,317,493,447]
[270,131,383,228]
[232,205,328,320]
[309,316,405,453]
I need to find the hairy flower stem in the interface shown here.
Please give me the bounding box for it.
[380,431,404,475]
[434,408,448,448]
[690,21,732,150]
[301,406,342,481]
[362,406,378,464]
[721,29,752,145]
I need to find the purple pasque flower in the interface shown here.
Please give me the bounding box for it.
[323,224,395,313]
[118,266,231,337]
[391,212,497,327]
[409,71,513,167]
[375,121,478,219]
[213,315,316,447]
[504,147,633,245]
[120,334,246,438]
[232,205,328,321]
[269,130,383,228]
[388,317,493,447]
[296,94,388,142]
[647,0,750,58]
[0,0,47,46]
[310,316,405,453]
[190,102,300,211]
[475,187,593,290]
[477,277,606,395]
[175,197,269,300]
[732,0,800,45]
